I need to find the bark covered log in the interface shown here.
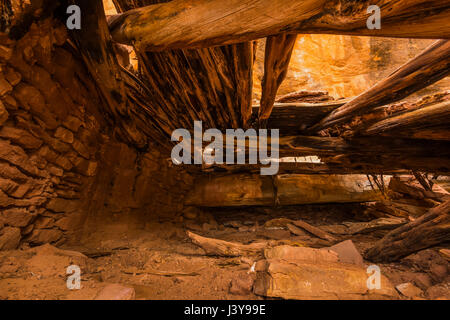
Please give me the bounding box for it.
[365,200,450,262]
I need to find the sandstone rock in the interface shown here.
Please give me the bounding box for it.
[95,284,136,300]
[429,262,448,282]
[403,249,448,274]
[264,245,339,264]
[13,84,58,129]
[0,126,43,149]
[0,189,46,208]
[328,240,364,266]
[254,259,398,300]
[46,198,80,213]
[0,74,13,96]
[2,95,18,110]
[0,177,18,195]
[396,283,423,298]
[54,127,74,144]
[0,44,12,61]
[439,249,450,262]
[63,116,82,133]
[0,100,8,126]
[183,207,199,220]
[0,139,46,177]
[4,67,22,86]
[426,283,450,300]
[31,243,87,259]
[229,273,254,296]
[412,273,433,290]
[1,208,33,227]
[74,159,97,176]
[0,227,21,250]
[72,139,90,159]
[34,217,55,229]
[55,216,76,231]
[28,229,63,245]
[253,35,446,100]
[47,165,64,177]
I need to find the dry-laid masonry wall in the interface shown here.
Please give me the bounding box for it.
[0,19,193,250]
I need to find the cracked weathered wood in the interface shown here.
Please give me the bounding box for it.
[113,0,254,130]
[108,0,450,51]
[259,34,297,124]
[185,174,384,207]
[364,100,450,140]
[365,200,450,262]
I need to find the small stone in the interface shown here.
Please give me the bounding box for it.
[183,207,199,220]
[0,126,43,149]
[396,282,423,298]
[62,115,82,132]
[0,227,21,250]
[229,273,254,295]
[426,283,450,300]
[439,249,450,262]
[95,284,135,300]
[429,263,447,281]
[0,101,8,126]
[54,127,74,144]
[75,159,97,176]
[0,74,13,96]
[4,67,21,86]
[328,240,364,266]
[264,245,339,263]
[411,273,433,290]
[1,208,33,227]
[0,45,12,61]
[28,229,63,245]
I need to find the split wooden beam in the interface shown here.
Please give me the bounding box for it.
[252,100,347,135]
[364,100,450,140]
[310,40,450,132]
[185,174,385,207]
[259,34,297,125]
[365,200,450,262]
[108,0,450,51]
[113,0,254,130]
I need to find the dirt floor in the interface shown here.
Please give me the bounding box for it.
[0,203,448,300]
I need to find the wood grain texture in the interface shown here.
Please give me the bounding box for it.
[108,0,450,51]
[259,34,297,124]
[113,0,254,130]
[364,100,450,140]
[365,200,450,262]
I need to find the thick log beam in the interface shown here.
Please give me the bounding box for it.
[185,174,384,207]
[310,40,450,132]
[179,134,450,173]
[365,200,450,262]
[364,100,450,140]
[252,100,347,135]
[259,34,297,124]
[108,0,450,51]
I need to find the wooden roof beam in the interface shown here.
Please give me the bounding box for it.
[108,0,450,51]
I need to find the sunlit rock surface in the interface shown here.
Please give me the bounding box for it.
[254,35,450,100]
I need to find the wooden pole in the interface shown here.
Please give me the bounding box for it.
[108,0,450,51]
